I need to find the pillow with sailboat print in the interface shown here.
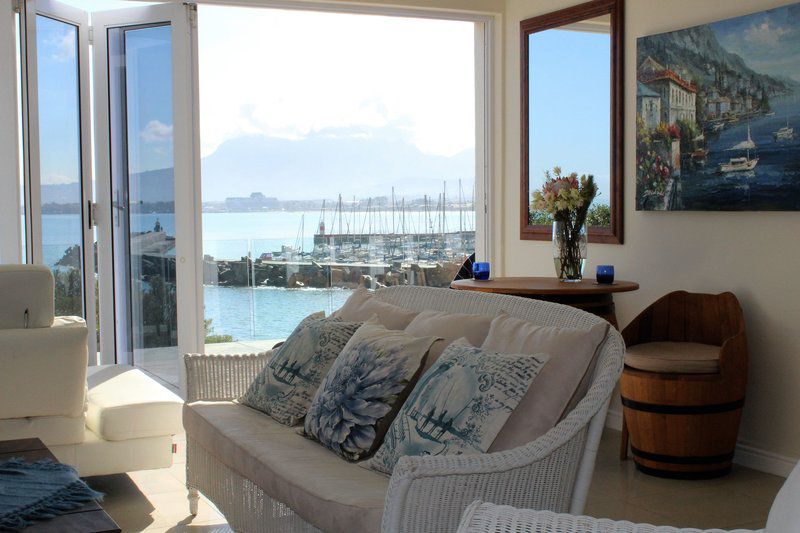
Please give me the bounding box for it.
[239,312,362,426]
[370,339,550,475]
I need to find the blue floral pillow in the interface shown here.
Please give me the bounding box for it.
[239,313,362,426]
[303,318,438,461]
[370,339,550,474]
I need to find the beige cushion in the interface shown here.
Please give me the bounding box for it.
[0,414,86,446]
[482,313,609,452]
[86,365,183,441]
[0,316,88,419]
[184,401,388,533]
[0,264,54,329]
[625,342,720,374]
[333,287,419,330]
[404,310,494,370]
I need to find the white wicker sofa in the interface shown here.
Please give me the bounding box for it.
[183,286,626,532]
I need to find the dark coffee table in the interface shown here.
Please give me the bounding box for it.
[0,438,120,532]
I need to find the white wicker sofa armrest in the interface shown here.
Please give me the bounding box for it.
[184,352,272,402]
[455,502,762,533]
[382,421,595,533]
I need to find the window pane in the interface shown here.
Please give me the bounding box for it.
[124,25,177,384]
[37,15,84,316]
[198,7,476,353]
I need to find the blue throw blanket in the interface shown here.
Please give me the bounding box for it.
[0,458,103,531]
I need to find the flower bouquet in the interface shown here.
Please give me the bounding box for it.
[531,167,598,282]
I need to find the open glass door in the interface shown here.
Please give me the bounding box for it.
[20,0,97,359]
[93,3,201,389]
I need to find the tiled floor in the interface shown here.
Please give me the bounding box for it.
[87,428,784,532]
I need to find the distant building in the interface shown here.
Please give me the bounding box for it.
[706,96,731,117]
[637,82,661,130]
[638,56,697,125]
[224,192,279,212]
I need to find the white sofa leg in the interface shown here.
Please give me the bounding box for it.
[188,487,199,516]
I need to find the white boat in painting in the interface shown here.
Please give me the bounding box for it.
[773,118,794,141]
[720,122,759,173]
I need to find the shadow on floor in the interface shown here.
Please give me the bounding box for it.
[84,473,156,532]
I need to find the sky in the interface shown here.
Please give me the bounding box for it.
[529,28,611,206]
[38,0,476,187]
[712,4,800,83]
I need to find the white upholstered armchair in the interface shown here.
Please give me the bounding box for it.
[0,264,183,476]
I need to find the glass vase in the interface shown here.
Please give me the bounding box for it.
[552,221,587,282]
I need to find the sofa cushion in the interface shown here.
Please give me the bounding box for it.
[371,339,549,474]
[0,264,54,330]
[240,315,361,426]
[0,316,88,419]
[404,310,495,370]
[86,365,183,441]
[0,414,86,446]
[625,342,720,374]
[303,318,437,461]
[184,401,389,533]
[333,287,419,329]
[481,314,609,451]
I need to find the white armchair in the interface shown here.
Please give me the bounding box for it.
[0,264,184,477]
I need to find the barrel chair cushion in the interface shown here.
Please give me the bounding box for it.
[482,313,609,451]
[625,342,721,374]
[404,310,495,369]
[333,287,419,330]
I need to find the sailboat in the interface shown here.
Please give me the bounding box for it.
[773,117,794,141]
[719,122,759,173]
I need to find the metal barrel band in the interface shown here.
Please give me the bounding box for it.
[621,397,744,415]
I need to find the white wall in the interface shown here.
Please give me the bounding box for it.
[502,0,800,475]
[0,0,22,264]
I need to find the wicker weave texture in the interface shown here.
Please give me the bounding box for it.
[455,501,763,533]
[185,286,626,533]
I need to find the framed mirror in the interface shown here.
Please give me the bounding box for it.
[520,0,624,244]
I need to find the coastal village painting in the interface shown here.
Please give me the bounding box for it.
[636,3,800,211]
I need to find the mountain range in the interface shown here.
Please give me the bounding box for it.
[42,131,476,205]
[638,24,797,96]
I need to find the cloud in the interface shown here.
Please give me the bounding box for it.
[744,19,790,47]
[196,6,475,158]
[46,29,76,62]
[140,120,173,143]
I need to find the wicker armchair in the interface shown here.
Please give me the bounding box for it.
[456,501,762,533]
[184,286,626,532]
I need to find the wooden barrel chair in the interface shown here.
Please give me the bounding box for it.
[619,291,747,479]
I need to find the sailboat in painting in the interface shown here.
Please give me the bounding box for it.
[719,122,759,173]
[773,117,794,141]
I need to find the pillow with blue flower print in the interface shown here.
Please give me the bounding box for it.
[370,339,550,474]
[239,312,362,426]
[302,317,438,461]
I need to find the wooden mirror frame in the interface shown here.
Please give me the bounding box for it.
[520,0,624,244]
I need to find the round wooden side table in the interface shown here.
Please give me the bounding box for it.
[450,276,639,329]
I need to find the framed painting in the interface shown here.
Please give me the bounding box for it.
[636,3,800,211]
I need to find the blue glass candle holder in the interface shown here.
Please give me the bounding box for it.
[473,262,491,281]
[596,265,615,284]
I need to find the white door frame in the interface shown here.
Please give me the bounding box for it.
[20,0,97,357]
[92,3,202,392]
